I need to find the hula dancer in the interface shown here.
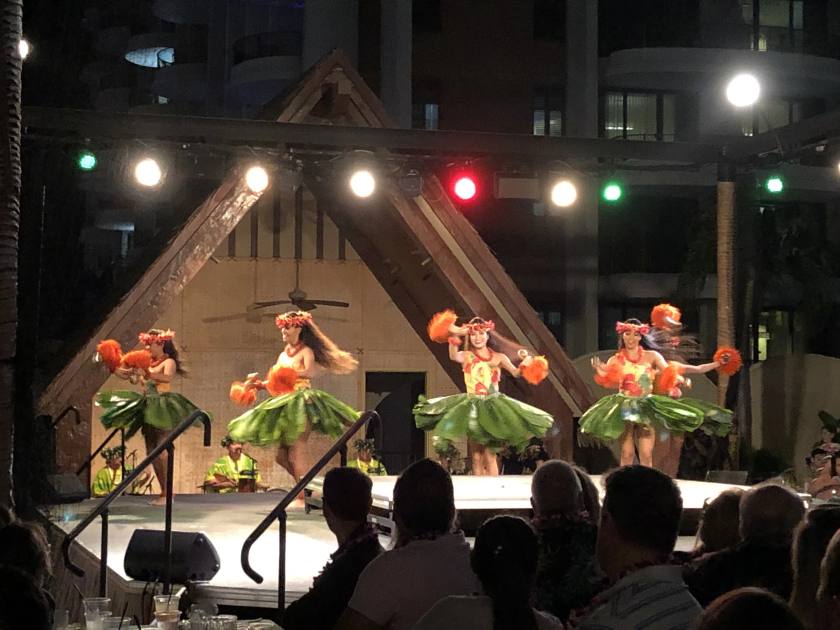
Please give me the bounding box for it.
[580,304,740,468]
[95,329,200,505]
[414,310,553,476]
[227,311,359,486]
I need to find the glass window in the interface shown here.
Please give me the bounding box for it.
[603,92,674,141]
[745,0,803,51]
[741,98,803,135]
[533,88,563,137]
[412,102,439,130]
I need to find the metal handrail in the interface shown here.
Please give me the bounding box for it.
[49,405,81,430]
[240,410,380,609]
[61,409,211,596]
[76,427,125,479]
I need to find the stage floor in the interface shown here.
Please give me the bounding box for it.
[49,475,745,608]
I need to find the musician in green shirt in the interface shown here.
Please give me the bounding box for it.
[204,436,264,493]
[347,438,387,476]
[91,446,150,497]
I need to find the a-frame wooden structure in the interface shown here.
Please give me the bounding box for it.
[39,50,593,463]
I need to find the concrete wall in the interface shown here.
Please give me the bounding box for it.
[89,190,460,495]
[750,354,840,485]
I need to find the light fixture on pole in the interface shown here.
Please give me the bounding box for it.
[349,169,376,198]
[134,157,163,188]
[245,165,270,193]
[725,73,760,108]
[549,179,578,208]
[18,38,30,60]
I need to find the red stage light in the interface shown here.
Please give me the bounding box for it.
[452,176,478,201]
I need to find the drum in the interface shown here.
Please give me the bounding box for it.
[238,469,257,493]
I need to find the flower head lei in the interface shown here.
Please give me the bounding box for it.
[138,329,175,345]
[275,311,313,330]
[466,318,495,334]
[615,321,650,335]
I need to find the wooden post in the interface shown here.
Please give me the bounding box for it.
[717,163,737,463]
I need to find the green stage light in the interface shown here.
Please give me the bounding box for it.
[78,151,97,171]
[765,176,784,194]
[602,182,623,202]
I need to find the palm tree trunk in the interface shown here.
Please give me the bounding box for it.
[717,169,736,464]
[0,0,23,506]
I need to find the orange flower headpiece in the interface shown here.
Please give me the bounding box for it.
[466,318,495,334]
[275,312,312,329]
[615,321,650,335]
[138,329,175,345]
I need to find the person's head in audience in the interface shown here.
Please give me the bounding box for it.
[471,515,540,630]
[0,521,52,587]
[596,465,682,580]
[323,467,373,544]
[0,565,51,630]
[790,505,840,626]
[816,528,840,624]
[739,484,805,544]
[696,489,743,554]
[573,465,601,524]
[696,587,804,630]
[393,458,454,547]
[531,459,583,519]
[0,505,13,527]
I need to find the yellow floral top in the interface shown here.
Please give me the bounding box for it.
[463,350,501,396]
[614,351,655,397]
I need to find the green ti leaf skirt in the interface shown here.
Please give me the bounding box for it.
[413,392,554,451]
[578,393,733,442]
[227,388,360,447]
[96,388,203,439]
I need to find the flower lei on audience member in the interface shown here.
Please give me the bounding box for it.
[275,311,312,330]
[567,560,662,627]
[311,522,379,588]
[531,509,592,531]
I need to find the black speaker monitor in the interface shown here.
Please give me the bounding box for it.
[45,473,89,504]
[124,530,220,583]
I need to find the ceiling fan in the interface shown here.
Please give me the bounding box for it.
[247,257,350,313]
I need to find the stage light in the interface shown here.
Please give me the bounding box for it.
[18,38,30,60]
[765,176,784,194]
[726,73,760,108]
[452,175,478,202]
[550,180,577,207]
[602,182,622,203]
[349,169,376,198]
[77,151,97,172]
[134,157,163,187]
[245,165,269,193]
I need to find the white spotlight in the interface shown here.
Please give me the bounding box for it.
[18,38,30,60]
[349,169,376,198]
[134,158,163,187]
[726,73,760,108]
[245,165,269,193]
[550,180,578,207]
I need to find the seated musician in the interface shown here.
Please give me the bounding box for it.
[204,435,266,493]
[91,446,150,497]
[347,438,387,477]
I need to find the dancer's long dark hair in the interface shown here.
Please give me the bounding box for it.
[471,515,539,630]
[617,318,699,362]
[283,311,358,374]
[464,317,528,365]
[146,329,187,375]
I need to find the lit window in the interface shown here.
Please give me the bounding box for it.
[533,88,563,137]
[412,102,439,130]
[603,92,675,141]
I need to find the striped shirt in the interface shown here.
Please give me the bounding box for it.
[576,565,701,630]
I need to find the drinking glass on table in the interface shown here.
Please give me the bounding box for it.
[82,597,111,630]
[207,614,237,630]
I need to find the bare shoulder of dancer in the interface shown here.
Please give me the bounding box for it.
[644,349,668,369]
